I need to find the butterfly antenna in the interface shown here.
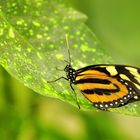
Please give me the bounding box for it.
[65,34,71,65]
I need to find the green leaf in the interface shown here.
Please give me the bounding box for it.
[0,0,139,116]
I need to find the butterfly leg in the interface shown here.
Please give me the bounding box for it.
[47,76,69,83]
[70,83,81,109]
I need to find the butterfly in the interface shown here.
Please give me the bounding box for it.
[48,35,140,111]
[63,64,140,110]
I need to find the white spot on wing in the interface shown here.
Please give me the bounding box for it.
[105,104,108,108]
[134,96,138,99]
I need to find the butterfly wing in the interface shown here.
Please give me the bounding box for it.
[74,65,140,110]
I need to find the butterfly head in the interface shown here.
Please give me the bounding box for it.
[64,64,71,72]
[64,64,76,83]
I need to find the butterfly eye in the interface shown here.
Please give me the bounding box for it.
[64,65,69,72]
[64,66,67,72]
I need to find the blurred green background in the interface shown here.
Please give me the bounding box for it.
[0,0,140,140]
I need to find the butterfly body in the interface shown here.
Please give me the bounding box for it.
[65,64,140,110]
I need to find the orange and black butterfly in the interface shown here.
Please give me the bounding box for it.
[49,36,140,111]
[63,64,140,110]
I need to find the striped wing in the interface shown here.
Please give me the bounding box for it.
[75,65,140,110]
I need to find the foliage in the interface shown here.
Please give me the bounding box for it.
[0,0,139,116]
